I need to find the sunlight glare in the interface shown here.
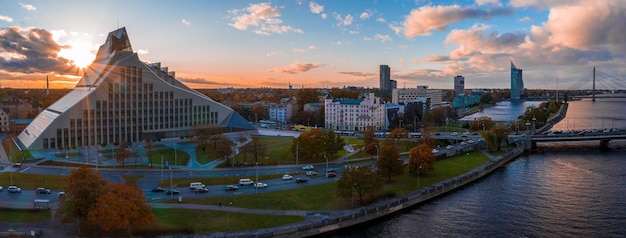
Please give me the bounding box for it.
[59,39,96,69]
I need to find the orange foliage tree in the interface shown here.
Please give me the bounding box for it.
[88,183,155,233]
[376,144,403,181]
[408,144,435,175]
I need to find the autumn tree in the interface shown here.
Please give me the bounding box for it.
[292,129,345,163]
[114,141,131,167]
[215,135,233,161]
[469,116,493,132]
[295,88,319,113]
[56,167,107,226]
[388,128,409,144]
[87,183,155,234]
[376,144,403,181]
[408,144,435,175]
[362,126,379,157]
[481,126,510,153]
[247,136,266,163]
[336,165,382,205]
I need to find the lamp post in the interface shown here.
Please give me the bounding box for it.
[532,116,537,133]
[169,167,173,199]
[417,166,421,188]
[161,155,164,183]
[255,162,259,194]
[445,118,449,132]
[324,155,329,183]
[227,201,232,230]
[375,145,379,160]
[296,142,299,165]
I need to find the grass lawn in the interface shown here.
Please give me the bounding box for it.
[0,173,67,190]
[229,138,294,166]
[0,208,51,223]
[167,151,490,210]
[148,149,190,166]
[137,208,304,233]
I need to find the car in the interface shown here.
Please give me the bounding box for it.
[302,165,315,170]
[432,149,439,153]
[296,177,309,183]
[36,188,51,194]
[255,182,268,188]
[58,191,66,197]
[451,132,458,136]
[7,185,21,193]
[239,178,254,186]
[165,189,179,195]
[189,182,206,189]
[326,172,337,178]
[460,142,467,146]
[0,186,3,191]
[446,145,454,149]
[12,163,21,168]
[225,185,239,191]
[282,174,293,180]
[306,171,318,176]
[194,187,209,193]
[151,187,165,192]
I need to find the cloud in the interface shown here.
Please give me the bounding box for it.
[376,18,386,23]
[228,2,303,35]
[475,0,501,6]
[403,5,514,37]
[335,41,351,46]
[178,77,234,86]
[0,27,77,74]
[293,48,305,53]
[266,51,282,57]
[445,23,525,60]
[413,58,420,64]
[374,34,392,43]
[337,71,375,77]
[181,19,191,26]
[334,13,354,26]
[0,15,13,22]
[136,49,149,55]
[519,16,532,22]
[510,0,583,10]
[424,55,451,62]
[388,23,403,35]
[266,62,324,74]
[19,3,36,11]
[360,9,374,19]
[309,1,324,14]
[308,45,316,50]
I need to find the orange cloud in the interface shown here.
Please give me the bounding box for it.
[266,62,325,74]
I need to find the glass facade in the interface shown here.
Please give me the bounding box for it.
[511,62,524,100]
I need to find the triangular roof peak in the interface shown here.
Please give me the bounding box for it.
[95,27,133,61]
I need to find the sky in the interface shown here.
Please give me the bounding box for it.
[1,0,625,90]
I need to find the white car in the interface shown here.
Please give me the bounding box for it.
[446,145,454,149]
[302,165,315,170]
[282,174,293,180]
[0,185,3,191]
[7,185,21,193]
[255,182,268,188]
[432,149,439,153]
[451,132,458,136]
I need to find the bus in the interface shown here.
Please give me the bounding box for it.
[292,125,311,131]
[259,120,276,128]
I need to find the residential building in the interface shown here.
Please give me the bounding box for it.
[391,86,443,108]
[324,93,385,131]
[267,103,292,123]
[0,109,9,132]
[511,61,524,100]
[16,27,254,151]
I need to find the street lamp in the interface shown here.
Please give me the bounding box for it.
[226,201,232,230]
[324,155,329,183]
[526,121,530,134]
[352,183,357,207]
[445,118,449,132]
[296,142,299,165]
[255,162,259,194]
[417,166,421,188]
[375,145,379,160]
[532,116,537,133]
[169,167,173,199]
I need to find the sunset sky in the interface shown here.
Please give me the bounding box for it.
[1,0,625,90]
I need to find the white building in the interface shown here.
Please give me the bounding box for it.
[0,109,9,132]
[267,103,292,123]
[391,86,443,107]
[324,92,385,131]
[16,27,254,151]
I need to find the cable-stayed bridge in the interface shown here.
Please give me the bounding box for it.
[566,67,626,100]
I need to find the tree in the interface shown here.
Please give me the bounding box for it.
[295,88,319,113]
[408,144,435,175]
[56,167,107,225]
[469,117,493,132]
[87,183,155,233]
[363,126,377,145]
[248,137,266,163]
[336,165,382,205]
[376,144,403,181]
[431,107,447,125]
[215,135,233,162]
[292,129,345,163]
[388,128,409,144]
[481,126,510,152]
[114,141,130,167]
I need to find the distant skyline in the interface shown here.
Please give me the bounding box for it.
[1,0,625,90]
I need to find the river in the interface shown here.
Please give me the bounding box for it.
[337,98,626,237]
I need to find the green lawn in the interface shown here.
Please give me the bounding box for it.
[0,208,51,223]
[138,208,304,233]
[0,173,68,190]
[147,148,190,166]
[167,151,490,210]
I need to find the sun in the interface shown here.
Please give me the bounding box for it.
[59,39,96,69]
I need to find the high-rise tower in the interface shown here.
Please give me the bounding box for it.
[454,75,465,96]
[510,62,524,100]
[379,65,390,93]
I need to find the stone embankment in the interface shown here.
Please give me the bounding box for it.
[535,102,568,134]
[213,146,525,238]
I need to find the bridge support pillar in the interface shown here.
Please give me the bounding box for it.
[600,140,610,150]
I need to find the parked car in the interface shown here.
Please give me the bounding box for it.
[255,182,268,188]
[7,185,21,193]
[151,187,165,192]
[432,149,439,153]
[189,182,206,189]
[225,185,239,191]
[282,174,293,180]
[451,132,458,136]
[306,171,318,176]
[0,185,3,191]
[446,145,454,149]
[12,163,21,168]
[326,172,337,178]
[296,177,309,183]
[36,188,51,194]
[302,165,315,170]
[166,189,180,195]
[194,187,209,193]
[58,191,66,197]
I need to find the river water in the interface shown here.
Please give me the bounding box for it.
[338,98,626,237]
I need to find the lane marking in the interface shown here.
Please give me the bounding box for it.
[19,167,31,173]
